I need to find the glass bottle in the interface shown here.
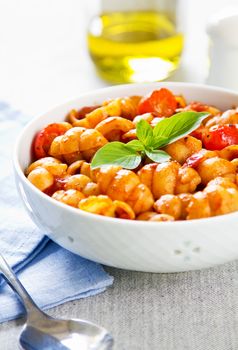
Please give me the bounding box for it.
[87,0,183,83]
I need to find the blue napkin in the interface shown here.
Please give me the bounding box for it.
[0,102,113,323]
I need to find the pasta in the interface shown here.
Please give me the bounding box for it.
[26,88,238,221]
[49,127,108,163]
[137,161,201,199]
[95,165,154,214]
[95,116,134,141]
[71,96,141,128]
[163,136,202,164]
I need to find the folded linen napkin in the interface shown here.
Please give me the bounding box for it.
[0,102,113,323]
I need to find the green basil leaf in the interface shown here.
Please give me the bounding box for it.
[136,119,153,147]
[152,111,210,148]
[126,140,145,152]
[145,149,171,163]
[91,142,142,170]
[151,136,168,149]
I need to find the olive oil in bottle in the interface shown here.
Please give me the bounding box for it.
[87,1,183,83]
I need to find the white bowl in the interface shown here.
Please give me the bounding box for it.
[13,82,238,273]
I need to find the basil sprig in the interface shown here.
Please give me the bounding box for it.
[91,111,209,169]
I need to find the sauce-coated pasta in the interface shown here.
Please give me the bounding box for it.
[26,88,238,221]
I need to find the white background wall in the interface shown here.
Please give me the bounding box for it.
[0,0,237,115]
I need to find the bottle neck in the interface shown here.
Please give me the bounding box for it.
[101,0,177,13]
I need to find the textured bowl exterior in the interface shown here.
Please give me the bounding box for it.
[14,82,238,272]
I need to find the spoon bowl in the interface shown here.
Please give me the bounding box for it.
[20,316,113,350]
[0,253,113,350]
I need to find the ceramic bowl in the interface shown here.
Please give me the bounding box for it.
[13,82,238,273]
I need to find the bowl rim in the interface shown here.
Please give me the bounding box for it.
[13,81,238,227]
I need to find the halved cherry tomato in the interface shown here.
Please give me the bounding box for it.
[203,124,238,151]
[138,88,177,117]
[190,125,207,141]
[183,150,207,168]
[34,122,72,159]
[185,101,209,112]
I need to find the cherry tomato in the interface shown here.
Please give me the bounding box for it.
[34,122,72,159]
[203,124,238,151]
[190,125,207,141]
[138,88,177,117]
[185,101,209,112]
[183,150,207,168]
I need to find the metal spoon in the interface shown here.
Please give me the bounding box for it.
[0,253,113,350]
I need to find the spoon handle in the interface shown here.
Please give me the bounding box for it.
[0,253,43,316]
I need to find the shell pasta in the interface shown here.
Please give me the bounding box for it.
[26,88,238,221]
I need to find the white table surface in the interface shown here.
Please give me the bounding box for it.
[1,1,238,349]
